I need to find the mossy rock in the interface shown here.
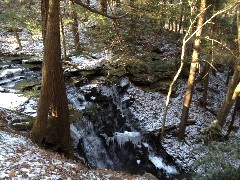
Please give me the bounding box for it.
[106,55,180,93]
[14,79,40,92]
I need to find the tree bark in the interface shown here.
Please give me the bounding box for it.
[179,0,206,141]
[69,0,82,53]
[217,5,240,127]
[178,3,184,33]
[60,14,67,61]
[12,28,22,51]
[202,63,210,107]
[31,0,72,157]
[41,0,49,42]
[174,20,178,32]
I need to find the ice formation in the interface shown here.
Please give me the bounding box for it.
[106,131,142,148]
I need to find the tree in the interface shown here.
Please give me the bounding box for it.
[41,0,49,42]
[179,0,207,140]
[69,0,82,53]
[0,0,40,50]
[31,0,72,156]
[216,4,240,127]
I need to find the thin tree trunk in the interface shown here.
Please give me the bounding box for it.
[41,0,49,42]
[226,96,240,138]
[169,18,173,31]
[12,28,22,51]
[69,0,81,53]
[161,38,187,140]
[31,0,72,157]
[217,73,240,127]
[179,0,206,141]
[202,0,217,107]
[178,4,184,33]
[217,5,240,127]
[202,63,210,107]
[174,20,178,32]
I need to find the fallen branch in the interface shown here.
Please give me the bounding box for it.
[73,0,128,19]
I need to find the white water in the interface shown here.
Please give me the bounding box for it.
[72,120,114,169]
[148,155,177,174]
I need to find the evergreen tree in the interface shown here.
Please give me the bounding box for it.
[31,0,72,157]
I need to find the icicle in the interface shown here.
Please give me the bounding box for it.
[107,131,142,148]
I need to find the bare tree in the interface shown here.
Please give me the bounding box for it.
[178,0,207,141]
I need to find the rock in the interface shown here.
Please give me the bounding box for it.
[10,118,34,131]
[14,79,40,92]
[29,66,41,71]
[143,172,158,180]
[64,67,104,79]
[23,57,43,64]
[106,56,177,92]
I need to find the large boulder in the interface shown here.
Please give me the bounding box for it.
[105,56,177,93]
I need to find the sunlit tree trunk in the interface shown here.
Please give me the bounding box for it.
[169,18,173,31]
[31,0,72,157]
[179,0,206,141]
[217,5,240,127]
[12,28,22,51]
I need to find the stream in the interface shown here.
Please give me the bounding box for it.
[0,55,184,179]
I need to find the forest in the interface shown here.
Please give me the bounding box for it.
[0,0,239,179]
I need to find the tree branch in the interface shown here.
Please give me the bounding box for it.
[72,0,127,19]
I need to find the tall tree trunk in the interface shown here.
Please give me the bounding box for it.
[202,0,217,107]
[41,0,49,42]
[69,0,82,53]
[217,5,240,127]
[178,0,206,141]
[12,28,22,51]
[174,20,178,32]
[178,3,184,33]
[169,18,173,31]
[202,63,210,107]
[31,0,72,157]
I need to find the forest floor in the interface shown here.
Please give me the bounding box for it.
[0,124,144,179]
[0,28,240,179]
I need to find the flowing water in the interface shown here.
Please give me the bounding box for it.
[0,55,183,179]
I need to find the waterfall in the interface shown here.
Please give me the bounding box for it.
[71,119,114,169]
